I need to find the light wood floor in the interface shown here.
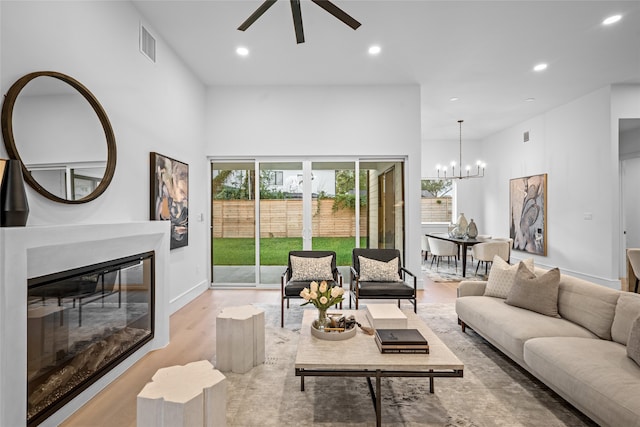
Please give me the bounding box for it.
[62,277,459,427]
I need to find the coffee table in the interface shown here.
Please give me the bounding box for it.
[294,309,463,426]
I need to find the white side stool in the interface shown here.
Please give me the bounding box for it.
[216,305,265,373]
[137,360,227,427]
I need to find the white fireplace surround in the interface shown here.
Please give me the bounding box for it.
[0,222,171,427]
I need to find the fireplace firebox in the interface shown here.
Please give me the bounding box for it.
[26,251,155,426]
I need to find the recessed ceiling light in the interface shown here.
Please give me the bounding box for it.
[525,97,535,102]
[449,97,459,102]
[603,14,622,25]
[533,63,548,72]
[236,46,249,57]
[368,45,381,55]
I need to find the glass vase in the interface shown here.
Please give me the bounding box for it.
[316,308,329,331]
[466,219,478,239]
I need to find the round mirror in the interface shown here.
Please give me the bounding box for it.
[1,71,116,204]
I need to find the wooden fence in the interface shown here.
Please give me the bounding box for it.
[420,197,452,223]
[212,199,367,238]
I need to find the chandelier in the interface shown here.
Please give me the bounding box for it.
[429,120,486,180]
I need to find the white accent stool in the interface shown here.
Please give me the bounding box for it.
[137,360,227,427]
[216,305,265,373]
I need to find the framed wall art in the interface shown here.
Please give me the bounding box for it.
[509,173,547,256]
[150,152,189,249]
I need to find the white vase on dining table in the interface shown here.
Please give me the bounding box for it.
[456,213,468,237]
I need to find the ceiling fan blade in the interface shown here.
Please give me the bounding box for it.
[238,0,278,31]
[311,0,361,30]
[290,0,305,44]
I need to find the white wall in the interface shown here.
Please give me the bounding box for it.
[206,85,423,283]
[612,85,640,275]
[1,1,209,311]
[478,85,640,288]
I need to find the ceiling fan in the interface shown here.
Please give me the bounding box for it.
[238,0,361,44]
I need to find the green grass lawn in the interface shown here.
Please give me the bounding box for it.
[212,237,367,265]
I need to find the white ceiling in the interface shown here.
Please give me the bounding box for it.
[133,0,640,140]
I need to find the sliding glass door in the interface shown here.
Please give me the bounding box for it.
[211,161,256,284]
[211,158,405,286]
[258,161,304,284]
[311,161,367,279]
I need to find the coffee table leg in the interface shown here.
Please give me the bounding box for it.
[429,369,434,393]
[376,370,382,427]
[365,371,382,427]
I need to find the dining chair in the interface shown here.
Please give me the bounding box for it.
[421,235,430,263]
[628,248,640,293]
[468,234,492,264]
[489,237,513,263]
[470,240,510,276]
[427,237,458,270]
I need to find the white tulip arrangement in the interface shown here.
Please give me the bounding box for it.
[300,280,344,310]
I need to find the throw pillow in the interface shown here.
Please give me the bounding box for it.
[505,263,561,318]
[358,256,401,282]
[483,256,535,298]
[627,315,640,366]
[290,255,334,281]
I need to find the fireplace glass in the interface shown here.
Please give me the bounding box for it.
[26,251,155,426]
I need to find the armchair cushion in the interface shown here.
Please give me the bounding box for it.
[358,256,401,282]
[290,255,334,281]
[284,281,307,297]
[358,281,414,297]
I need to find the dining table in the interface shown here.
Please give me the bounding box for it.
[425,233,482,278]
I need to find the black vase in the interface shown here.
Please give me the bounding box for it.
[0,159,29,227]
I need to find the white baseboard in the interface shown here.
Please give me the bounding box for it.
[170,279,209,314]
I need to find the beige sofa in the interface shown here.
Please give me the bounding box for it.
[456,268,640,427]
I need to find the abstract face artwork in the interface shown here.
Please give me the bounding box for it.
[509,174,547,256]
[150,152,189,249]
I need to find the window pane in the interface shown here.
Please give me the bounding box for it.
[421,179,453,223]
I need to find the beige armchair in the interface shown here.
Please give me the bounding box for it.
[470,240,511,276]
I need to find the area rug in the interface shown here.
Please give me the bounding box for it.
[216,303,596,427]
[422,258,484,283]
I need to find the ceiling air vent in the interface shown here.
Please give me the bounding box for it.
[140,25,156,63]
[523,131,530,143]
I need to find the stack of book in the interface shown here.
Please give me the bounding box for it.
[374,329,429,354]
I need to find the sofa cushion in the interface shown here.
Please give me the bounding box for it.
[551,271,620,340]
[628,316,640,366]
[505,265,560,317]
[524,337,640,427]
[484,256,534,298]
[358,256,401,282]
[612,292,640,345]
[455,296,596,365]
[290,255,334,281]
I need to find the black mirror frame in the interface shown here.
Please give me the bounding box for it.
[1,71,117,204]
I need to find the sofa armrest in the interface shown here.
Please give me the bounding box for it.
[457,280,487,297]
